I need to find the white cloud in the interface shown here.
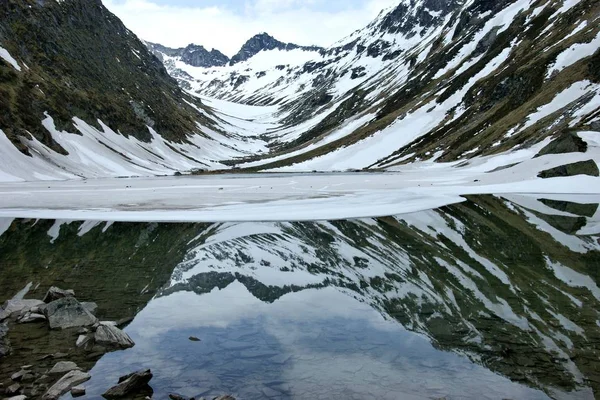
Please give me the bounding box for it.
[102,0,399,56]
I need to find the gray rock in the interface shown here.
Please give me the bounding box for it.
[2,299,45,319]
[0,322,10,358]
[49,361,81,375]
[76,334,93,348]
[71,385,86,397]
[103,369,153,398]
[18,312,46,324]
[42,370,90,400]
[11,369,28,381]
[42,287,75,303]
[94,325,135,349]
[214,396,236,400]
[43,297,97,330]
[81,302,98,315]
[7,396,28,400]
[7,383,21,395]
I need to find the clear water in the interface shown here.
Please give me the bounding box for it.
[1,194,599,399]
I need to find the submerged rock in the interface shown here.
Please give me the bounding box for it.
[102,369,153,399]
[94,324,135,349]
[81,302,98,315]
[42,370,91,400]
[43,297,98,330]
[71,385,86,397]
[0,322,10,358]
[49,361,81,375]
[6,383,22,396]
[42,287,75,303]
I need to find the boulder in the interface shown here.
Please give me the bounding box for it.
[42,370,90,400]
[538,160,600,179]
[76,334,93,348]
[7,396,28,400]
[94,324,135,349]
[43,297,97,330]
[49,361,81,375]
[71,385,86,397]
[102,369,153,399]
[42,287,75,303]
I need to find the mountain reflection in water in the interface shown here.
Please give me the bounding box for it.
[0,194,599,399]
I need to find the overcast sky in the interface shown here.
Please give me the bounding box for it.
[102,0,399,56]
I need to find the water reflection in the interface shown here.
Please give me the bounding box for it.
[0,194,599,399]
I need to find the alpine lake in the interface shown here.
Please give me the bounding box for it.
[1,194,599,400]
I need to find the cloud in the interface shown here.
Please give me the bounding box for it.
[101,0,399,56]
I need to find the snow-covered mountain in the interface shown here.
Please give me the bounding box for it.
[150,0,600,172]
[0,0,598,181]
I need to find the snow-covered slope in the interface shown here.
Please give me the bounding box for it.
[151,0,600,173]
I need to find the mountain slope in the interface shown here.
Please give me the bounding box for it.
[152,0,600,172]
[0,0,268,181]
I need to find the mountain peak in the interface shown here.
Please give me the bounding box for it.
[229,32,323,65]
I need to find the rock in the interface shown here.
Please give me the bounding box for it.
[1,299,45,319]
[43,297,98,330]
[1,322,10,358]
[535,132,587,157]
[18,312,46,324]
[49,361,81,375]
[7,383,21,395]
[538,160,600,179]
[94,325,135,349]
[12,370,28,381]
[42,370,91,400]
[42,287,75,303]
[81,302,98,315]
[169,394,188,400]
[102,369,153,398]
[71,385,86,397]
[214,396,236,400]
[76,334,93,348]
[189,336,201,342]
[7,396,28,400]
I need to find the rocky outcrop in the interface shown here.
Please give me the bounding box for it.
[102,369,153,399]
[43,297,98,330]
[146,42,230,67]
[538,160,600,178]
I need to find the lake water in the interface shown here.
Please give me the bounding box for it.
[1,194,599,399]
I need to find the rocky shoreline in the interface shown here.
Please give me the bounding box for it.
[0,286,235,400]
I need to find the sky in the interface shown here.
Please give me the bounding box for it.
[102,0,400,56]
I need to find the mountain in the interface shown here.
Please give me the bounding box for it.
[229,32,324,65]
[0,0,269,181]
[0,0,598,180]
[151,0,600,172]
[146,42,230,68]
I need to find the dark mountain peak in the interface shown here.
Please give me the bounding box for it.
[145,42,230,68]
[180,44,229,68]
[230,32,323,66]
